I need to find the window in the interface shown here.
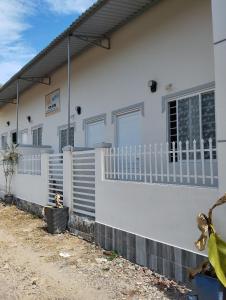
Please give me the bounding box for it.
[20,129,28,145]
[168,90,216,153]
[112,103,144,147]
[59,127,74,152]
[32,127,42,146]
[85,120,106,147]
[83,114,106,148]
[1,135,7,149]
[116,111,142,147]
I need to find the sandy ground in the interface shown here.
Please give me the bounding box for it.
[0,202,188,300]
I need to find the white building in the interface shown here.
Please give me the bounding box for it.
[0,0,226,284]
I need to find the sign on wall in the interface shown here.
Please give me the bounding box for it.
[45,89,60,116]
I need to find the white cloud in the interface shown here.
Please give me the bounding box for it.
[0,61,23,85]
[0,0,36,84]
[0,0,97,85]
[45,0,96,15]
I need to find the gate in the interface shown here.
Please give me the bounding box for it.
[48,153,64,205]
[72,150,95,219]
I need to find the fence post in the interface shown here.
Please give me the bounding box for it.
[63,146,73,212]
[41,152,50,206]
[95,145,111,221]
[95,148,105,183]
[95,143,112,182]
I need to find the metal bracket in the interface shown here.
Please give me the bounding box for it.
[20,76,51,85]
[0,98,16,104]
[71,33,111,50]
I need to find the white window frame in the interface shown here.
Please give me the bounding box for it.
[167,88,216,146]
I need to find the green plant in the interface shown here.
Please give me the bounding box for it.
[103,250,118,261]
[191,194,226,287]
[0,144,20,195]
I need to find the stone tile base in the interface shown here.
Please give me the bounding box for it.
[14,197,44,218]
[95,223,206,285]
[69,214,95,242]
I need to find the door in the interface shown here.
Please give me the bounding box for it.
[11,132,17,144]
[116,110,142,147]
[32,127,42,146]
[59,127,74,152]
[86,120,105,148]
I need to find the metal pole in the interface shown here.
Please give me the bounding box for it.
[16,79,19,144]
[67,35,71,146]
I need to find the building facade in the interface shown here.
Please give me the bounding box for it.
[0,0,215,152]
[0,0,226,285]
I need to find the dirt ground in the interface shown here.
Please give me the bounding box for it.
[0,202,188,300]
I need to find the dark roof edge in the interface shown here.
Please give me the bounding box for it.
[0,0,107,93]
[0,0,161,98]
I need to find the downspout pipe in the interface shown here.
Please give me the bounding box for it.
[67,35,71,146]
[16,79,19,145]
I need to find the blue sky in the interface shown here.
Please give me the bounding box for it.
[0,0,96,84]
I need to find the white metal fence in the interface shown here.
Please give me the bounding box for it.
[48,153,64,205]
[18,154,41,175]
[104,139,218,187]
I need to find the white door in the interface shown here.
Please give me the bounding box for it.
[86,120,105,148]
[21,131,28,144]
[116,111,142,147]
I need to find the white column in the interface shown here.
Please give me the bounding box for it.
[41,152,49,206]
[63,146,73,211]
[95,147,105,223]
[95,148,105,182]
[211,1,226,194]
[95,143,112,183]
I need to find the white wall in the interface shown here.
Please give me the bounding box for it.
[0,153,49,207]
[0,0,214,152]
[211,0,226,43]
[211,0,226,194]
[95,149,222,254]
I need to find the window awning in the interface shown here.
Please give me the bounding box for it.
[0,0,159,106]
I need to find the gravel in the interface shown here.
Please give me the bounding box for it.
[0,202,189,299]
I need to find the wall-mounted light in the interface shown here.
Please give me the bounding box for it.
[76,106,82,115]
[27,116,31,123]
[148,80,158,93]
[6,121,10,127]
